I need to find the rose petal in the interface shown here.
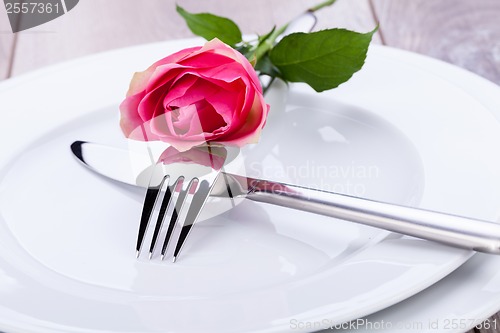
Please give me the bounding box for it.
[153,46,201,66]
[171,104,200,136]
[127,69,156,97]
[119,92,146,136]
[177,60,252,87]
[168,77,220,108]
[145,63,186,94]
[150,112,173,138]
[192,99,227,134]
[221,91,269,144]
[126,46,200,97]
[161,74,198,109]
[138,86,168,121]
[200,39,262,90]
[178,51,235,69]
[203,80,245,124]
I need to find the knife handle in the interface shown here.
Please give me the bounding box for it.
[246,179,500,254]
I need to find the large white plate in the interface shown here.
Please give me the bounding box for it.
[0,39,499,333]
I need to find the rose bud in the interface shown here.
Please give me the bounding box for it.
[120,38,269,152]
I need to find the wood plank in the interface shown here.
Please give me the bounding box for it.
[10,0,377,76]
[370,0,500,84]
[0,13,15,79]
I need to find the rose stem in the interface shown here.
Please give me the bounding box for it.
[253,0,339,64]
[308,0,338,13]
[258,0,338,93]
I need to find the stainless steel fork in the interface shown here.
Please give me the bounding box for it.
[135,144,232,262]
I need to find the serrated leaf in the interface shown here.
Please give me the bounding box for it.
[176,5,242,46]
[269,28,376,92]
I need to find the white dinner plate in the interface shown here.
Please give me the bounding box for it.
[0,39,499,333]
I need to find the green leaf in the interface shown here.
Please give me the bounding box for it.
[176,5,242,46]
[255,54,282,78]
[269,28,376,92]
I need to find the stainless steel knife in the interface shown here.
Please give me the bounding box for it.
[71,141,500,254]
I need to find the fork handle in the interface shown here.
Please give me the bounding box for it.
[245,179,500,254]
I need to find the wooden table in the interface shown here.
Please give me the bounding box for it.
[1,1,499,332]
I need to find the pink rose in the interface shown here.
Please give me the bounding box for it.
[120,38,269,152]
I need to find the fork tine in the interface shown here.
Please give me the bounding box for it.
[135,176,166,257]
[136,144,231,262]
[148,176,182,259]
[160,179,196,260]
[172,180,212,262]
